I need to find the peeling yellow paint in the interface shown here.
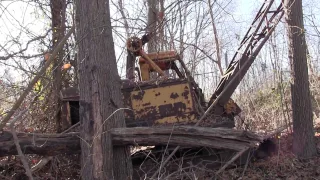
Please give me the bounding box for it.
[130,82,197,124]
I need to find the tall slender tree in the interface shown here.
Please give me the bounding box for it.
[284,0,317,158]
[207,0,224,75]
[49,0,67,132]
[75,0,132,179]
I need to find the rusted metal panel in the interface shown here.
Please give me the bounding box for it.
[131,83,196,124]
[122,79,198,126]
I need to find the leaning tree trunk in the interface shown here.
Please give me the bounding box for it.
[284,0,317,159]
[75,0,132,179]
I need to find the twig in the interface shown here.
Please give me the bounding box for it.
[263,124,292,140]
[9,110,34,180]
[0,25,75,131]
[157,124,175,179]
[241,149,253,178]
[216,147,249,175]
[276,135,281,167]
[61,122,80,134]
[31,156,53,172]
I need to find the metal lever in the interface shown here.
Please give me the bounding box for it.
[126,36,166,77]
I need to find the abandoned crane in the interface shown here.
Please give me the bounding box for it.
[61,0,284,130]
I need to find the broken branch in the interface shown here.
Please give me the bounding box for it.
[10,110,34,180]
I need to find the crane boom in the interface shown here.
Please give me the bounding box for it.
[208,0,284,113]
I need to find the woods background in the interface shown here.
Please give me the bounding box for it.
[1,0,320,179]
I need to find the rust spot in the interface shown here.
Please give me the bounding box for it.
[176,102,186,114]
[132,90,145,100]
[142,102,151,106]
[159,104,173,117]
[158,102,188,118]
[182,89,189,100]
[170,92,179,99]
[135,106,158,121]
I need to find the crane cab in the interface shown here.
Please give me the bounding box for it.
[122,50,205,127]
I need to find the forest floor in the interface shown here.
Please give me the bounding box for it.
[218,125,320,180]
[2,125,320,180]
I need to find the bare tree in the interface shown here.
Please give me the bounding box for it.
[284,0,317,158]
[75,0,132,179]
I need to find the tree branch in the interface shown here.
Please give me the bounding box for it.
[0,25,75,131]
[9,110,34,180]
[0,30,50,61]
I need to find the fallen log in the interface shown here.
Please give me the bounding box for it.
[111,126,263,142]
[0,126,263,156]
[111,126,263,151]
[0,131,80,156]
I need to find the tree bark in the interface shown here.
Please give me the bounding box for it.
[284,0,317,158]
[75,0,132,179]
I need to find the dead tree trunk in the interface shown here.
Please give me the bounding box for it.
[75,0,132,179]
[284,0,317,158]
